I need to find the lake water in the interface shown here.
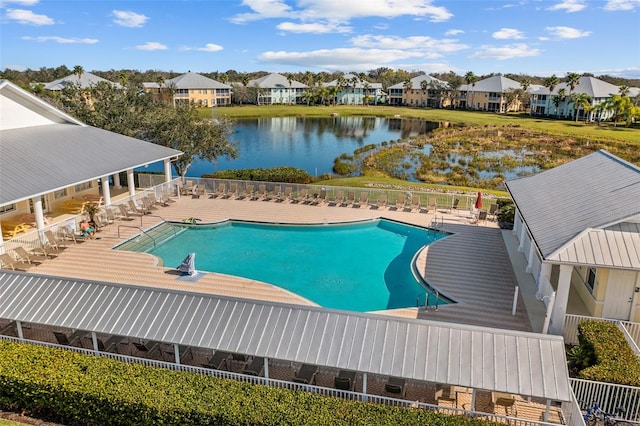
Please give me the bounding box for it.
[144,117,440,177]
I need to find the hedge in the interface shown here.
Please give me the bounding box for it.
[577,320,640,386]
[0,341,499,425]
[204,167,312,184]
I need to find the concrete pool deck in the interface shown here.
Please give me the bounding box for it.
[28,194,539,332]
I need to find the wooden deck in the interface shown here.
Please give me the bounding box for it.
[23,194,534,332]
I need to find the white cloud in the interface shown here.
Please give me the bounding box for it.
[373,22,388,30]
[492,28,525,40]
[545,26,591,39]
[5,8,53,25]
[258,47,425,69]
[350,34,468,54]
[3,64,28,71]
[112,10,148,27]
[604,0,640,10]
[0,0,39,5]
[135,41,168,51]
[277,21,351,33]
[469,43,542,60]
[232,0,453,24]
[22,35,98,44]
[445,29,464,36]
[546,0,587,12]
[181,43,224,52]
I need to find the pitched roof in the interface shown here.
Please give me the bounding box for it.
[505,150,640,261]
[531,76,621,98]
[165,72,231,89]
[248,73,307,89]
[44,72,119,90]
[0,80,181,206]
[388,74,447,90]
[0,270,573,402]
[459,75,521,92]
[324,73,383,89]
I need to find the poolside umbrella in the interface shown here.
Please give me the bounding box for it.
[474,192,483,210]
[177,253,196,275]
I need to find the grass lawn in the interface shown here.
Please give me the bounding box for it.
[205,105,640,144]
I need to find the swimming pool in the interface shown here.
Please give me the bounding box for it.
[118,219,449,312]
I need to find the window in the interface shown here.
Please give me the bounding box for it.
[53,188,68,199]
[74,181,92,192]
[0,204,16,214]
[586,268,597,293]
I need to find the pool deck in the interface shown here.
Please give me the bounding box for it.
[30,194,537,332]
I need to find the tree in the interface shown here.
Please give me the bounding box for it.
[464,71,478,109]
[565,72,581,96]
[543,74,559,116]
[570,92,592,122]
[73,65,84,80]
[286,73,294,104]
[420,79,429,107]
[601,94,638,127]
[618,85,630,97]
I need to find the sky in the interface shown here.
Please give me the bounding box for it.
[1,0,639,78]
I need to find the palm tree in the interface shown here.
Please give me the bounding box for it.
[519,79,531,112]
[618,85,630,97]
[555,88,567,117]
[363,82,371,105]
[565,72,581,96]
[570,92,592,121]
[73,65,84,80]
[543,74,559,116]
[336,76,347,104]
[420,79,429,107]
[464,71,477,110]
[403,78,412,105]
[350,76,359,104]
[286,73,294,104]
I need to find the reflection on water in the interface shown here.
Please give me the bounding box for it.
[146,117,441,177]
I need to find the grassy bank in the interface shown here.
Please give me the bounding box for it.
[205,105,640,144]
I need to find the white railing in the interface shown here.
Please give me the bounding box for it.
[564,314,640,349]
[570,378,640,424]
[0,336,560,425]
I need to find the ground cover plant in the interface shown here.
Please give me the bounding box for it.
[0,341,500,426]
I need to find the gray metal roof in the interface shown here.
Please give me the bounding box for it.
[548,225,640,269]
[506,150,640,260]
[0,80,181,206]
[165,72,231,89]
[44,72,120,91]
[459,75,521,92]
[248,73,307,89]
[530,76,621,98]
[323,74,383,89]
[388,74,448,90]
[1,125,180,205]
[0,271,572,401]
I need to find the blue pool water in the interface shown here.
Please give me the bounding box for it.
[138,219,448,312]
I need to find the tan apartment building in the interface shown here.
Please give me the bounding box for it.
[143,72,232,107]
[387,74,448,107]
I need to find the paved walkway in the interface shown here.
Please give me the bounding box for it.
[29,194,539,332]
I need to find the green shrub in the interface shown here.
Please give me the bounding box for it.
[576,320,640,386]
[0,341,499,426]
[204,167,312,184]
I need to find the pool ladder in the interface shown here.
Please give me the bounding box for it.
[416,291,439,311]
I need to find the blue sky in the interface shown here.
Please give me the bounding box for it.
[1,0,639,78]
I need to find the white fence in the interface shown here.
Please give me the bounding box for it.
[564,314,640,351]
[570,378,640,424]
[0,336,561,426]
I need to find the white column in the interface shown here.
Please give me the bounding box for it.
[16,321,23,339]
[113,172,122,189]
[549,264,572,335]
[91,332,99,352]
[174,343,181,365]
[127,169,135,197]
[538,262,552,295]
[101,176,112,207]
[518,220,527,252]
[263,358,269,379]
[362,373,368,402]
[526,239,536,273]
[164,159,173,184]
[32,197,46,231]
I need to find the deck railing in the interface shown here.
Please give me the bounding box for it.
[0,335,561,425]
[564,314,640,351]
[570,378,640,424]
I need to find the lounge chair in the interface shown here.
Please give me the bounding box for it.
[311,189,327,206]
[96,335,125,353]
[334,370,356,391]
[333,190,345,207]
[293,363,317,384]
[127,200,146,216]
[239,184,254,200]
[161,190,176,204]
[53,330,86,347]
[44,230,68,250]
[294,188,309,204]
[255,184,268,201]
[106,208,118,223]
[270,186,281,201]
[201,350,232,370]
[277,186,292,202]
[395,193,406,211]
[0,253,37,272]
[209,183,226,199]
[141,196,158,212]
[370,193,387,210]
[427,197,437,213]
[12,247,49,264]
[181,180,194,195]
[241,357,265,376]
[224,183,238,199]
[132,340,164,359]
[384,377,406,398]
[410,195,421,212]
[449,198,460,214]
[353,191,367,208]
[192,184,206,198]
[488,204,498,221]
[435,385,457,407]
[476,210,488,225]
[117,204,136,220]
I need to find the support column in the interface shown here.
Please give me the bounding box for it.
[113,172,122,189]
[526,239,536,273]
[127,169,135,198]
[91,332,99,352]
[538,262,552,296]
[101,176,112,207]
[362,373,368,402]
[32,197,46,232]
[549,264,572,335]
[16,321,23,339]
[263,358,269,379]
[164,159,173,184]
[174,343,181,365]
[518,221,527,252]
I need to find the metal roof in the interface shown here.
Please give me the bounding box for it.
[248,73,308,89]
[529,76,620,98]
[459,75,521,92]
[0,80,181,206]
[506,150,640,261]
[0,271,572,402]
[388,74,448,90]
[548,226,640,269]
[44,72,120,91]
[323,74,383,89]
[165,72,231,89]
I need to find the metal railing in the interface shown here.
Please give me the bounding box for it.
[570,378,640,424]
[564,314,640,349]
[0,335,562,425]
[117,225,156,249]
